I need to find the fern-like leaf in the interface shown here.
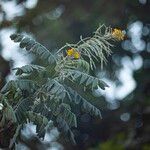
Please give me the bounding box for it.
[68,88,102,118]
[58,103,77,127]
[10,34,56,64]
[15,98,32,124]
[64,69,108,90]
[13,64,46,76]
[27,111,48,136]
[0,100,17,127]
[41,78,69,101]
[56,116,76,144]
[1,79,37,94]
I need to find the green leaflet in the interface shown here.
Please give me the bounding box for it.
[64,69,109,90]
[66,59,90,73]
[67,87,102,118]
[27,111,48,134]
[42,78,68,100]
[44,96,77,128]
[15,98,32,124]
[9,125,22,149]
[13,64,46,76]
[10,34,56,64]
[1,80,16,94]
[0,100,17,127]
[1,79,37,94]
[46,97,60,116]
[58,103,77,128]
[56,116,76,144]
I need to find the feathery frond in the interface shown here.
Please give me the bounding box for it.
[10,34,56,64]
[57,25,113,69]
[0,24,123,147]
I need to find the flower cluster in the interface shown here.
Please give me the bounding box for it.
[112,28,125,41]
[66,48,80,59]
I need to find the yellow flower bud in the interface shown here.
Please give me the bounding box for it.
[67,48,74,56]
[112,28,125,41]
[73,51,80,59]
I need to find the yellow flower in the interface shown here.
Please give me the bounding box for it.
[66,48,80,59]
[73,51,80,59]
[67,48,74,56]
[112,28,125,41]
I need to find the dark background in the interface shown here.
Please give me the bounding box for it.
[0,0,150,149]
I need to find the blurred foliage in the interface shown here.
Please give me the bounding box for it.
[89,133,125,150]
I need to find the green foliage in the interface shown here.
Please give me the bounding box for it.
[27,111,49,134]
[10,34,56,64]
[0,99,17,127]
[64,69,108,90]
[142,144,150,150]
[1,79,37,93]
[68,88,102,117]
[13,64,46,76]
[0,25,115,146]
[58,24,113,69]
[89,133,126,150]
[15,99,32,124]
[94,140,125,150]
